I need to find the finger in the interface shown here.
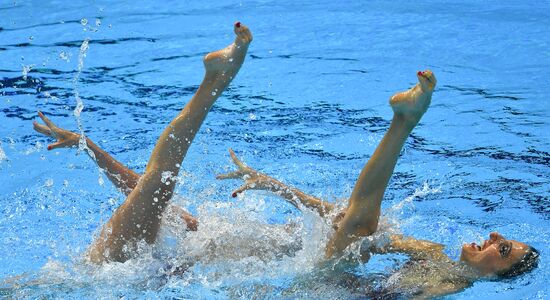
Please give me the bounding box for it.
[231,184,250,198]
[216,171,243,180]
[48,140,72,150]
[38,111,56,129]
[47,141,61,150]
[33,121,52,136]
[228,148,247,169]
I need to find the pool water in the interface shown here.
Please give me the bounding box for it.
[1,0,549,298]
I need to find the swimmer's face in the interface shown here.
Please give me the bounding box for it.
[417,70,437,92]
[460,232,529,275]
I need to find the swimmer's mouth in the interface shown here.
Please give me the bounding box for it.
[469,239,491,251]
[469,242,482,251]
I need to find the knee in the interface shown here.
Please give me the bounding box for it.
[342,217,377,238]
[355,221,378,237]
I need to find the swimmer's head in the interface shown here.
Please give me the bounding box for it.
[459,232,539,277]
[416,70,437,92]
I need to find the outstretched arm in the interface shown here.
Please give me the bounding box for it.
[33,112,198,232]
[33,111,140,195]
[217,148,336,217]
[367,234,446,260]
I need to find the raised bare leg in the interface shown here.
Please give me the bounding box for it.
[326,70,437,257]
[87,22,253,263]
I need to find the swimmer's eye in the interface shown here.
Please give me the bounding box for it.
[499,241,511,258]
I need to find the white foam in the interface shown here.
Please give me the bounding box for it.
[0,142,7,162]
[387,181,441,215]
[8,192,407,297]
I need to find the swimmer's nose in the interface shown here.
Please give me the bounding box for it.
[489,232,503,241]
[417,71,424,76]
[235,21,241,28]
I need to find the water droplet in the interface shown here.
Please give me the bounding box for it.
[211,92,217,96]
[80,18,88,26]
[153,197,158,203]
[229,58,234,62]
[0,144,7,162]
[136,224,141,229]
[161,171,174,185]
[45,178,54,187]
[28,36,34,41]
[22,65,33,81]
[95,19,101,26]
[59,51,70,62]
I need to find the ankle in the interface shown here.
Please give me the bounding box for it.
[392,113,419,130]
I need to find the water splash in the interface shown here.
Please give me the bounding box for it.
[0,142,7,162]
[59,51,71,62]
[21,64,34,81]
[42,91,59,102]
[0,186,439,298]
[23,141,44,155]
[387,181,441,217]
[70,38,105,186]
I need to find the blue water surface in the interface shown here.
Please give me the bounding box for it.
[1,0,549,298]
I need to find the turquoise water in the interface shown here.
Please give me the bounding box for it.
[1,0,549,298]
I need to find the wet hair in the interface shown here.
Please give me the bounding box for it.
[496,246,540,278]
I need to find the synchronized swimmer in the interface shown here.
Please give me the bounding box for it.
[33,22,538,298]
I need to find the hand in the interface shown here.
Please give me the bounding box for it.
[216,148,275,197]
[33,111,80,150]
[331,209,347,231]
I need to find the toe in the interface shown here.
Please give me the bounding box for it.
[234,22,243,35]
[236,26,247,38]
[242,26,252,42]
[234,23,252,43]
